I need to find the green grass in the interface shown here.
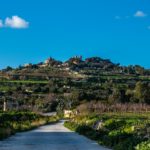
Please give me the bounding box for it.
[0,111,59,140]
[89,74,150,81]
[65,112,150,150]
[0,86,17,92]
[0,80,49,84]
[139,76,150,80]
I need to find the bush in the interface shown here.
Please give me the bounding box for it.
[135,140,150,150]
[0,112,59,140]
[64,114,150,150]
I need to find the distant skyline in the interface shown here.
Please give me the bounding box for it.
[0,0,150,69]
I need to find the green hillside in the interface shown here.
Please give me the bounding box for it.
[0,56,149,113]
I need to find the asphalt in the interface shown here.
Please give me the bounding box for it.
[0,120,110,150]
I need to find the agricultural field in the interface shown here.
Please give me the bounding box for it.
[0,80,49,84]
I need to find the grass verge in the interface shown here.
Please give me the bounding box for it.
[0,111,59,140]
[64,113,150,150]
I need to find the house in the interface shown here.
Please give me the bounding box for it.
[24,63,32,67]
[64,110,73,118]
[44,58,51,64]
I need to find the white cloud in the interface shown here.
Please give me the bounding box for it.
[0,19,3,28]
[134,11,147,17]
[5,16,29,28]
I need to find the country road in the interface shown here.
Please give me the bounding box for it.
[0,120,110,150]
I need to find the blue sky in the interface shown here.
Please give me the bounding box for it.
[0,0,150,69]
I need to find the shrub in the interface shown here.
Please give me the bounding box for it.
[135,140,150,150]
[0,112,59,140]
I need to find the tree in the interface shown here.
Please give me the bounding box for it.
[108,88,121,104]
[134,65,145,75]
[134,81,150,103]
[2,66,13,72]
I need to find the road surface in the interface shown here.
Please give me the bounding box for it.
[0,120,110,150]
[42,112,57,116]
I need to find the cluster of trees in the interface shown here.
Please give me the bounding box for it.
[108,81,150,104]
[0,75,149,113]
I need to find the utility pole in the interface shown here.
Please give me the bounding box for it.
[3,97,7,112]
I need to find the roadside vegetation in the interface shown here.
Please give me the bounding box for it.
[0,111,59,140]
[64,113,150,150]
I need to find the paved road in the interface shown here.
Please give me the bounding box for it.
[0,120,110,150]
[42,112,57,116]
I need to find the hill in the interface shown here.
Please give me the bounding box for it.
[0,56,149,113]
